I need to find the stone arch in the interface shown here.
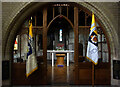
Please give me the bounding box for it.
[3,2,119,85]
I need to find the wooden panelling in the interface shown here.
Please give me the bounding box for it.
[79,62,92,69]
[95,69,110,85]
[78,62,92,84]
[12,63,28,85]
[78,62,110,85]
[95,63,110,85]
[12,56,46,85]
[79,69,92,84]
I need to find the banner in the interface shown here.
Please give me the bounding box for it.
[26,19,38,77]
[86,13,98,65]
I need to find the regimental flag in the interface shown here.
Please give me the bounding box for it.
[26,18,38,77]
[86,13,98,65]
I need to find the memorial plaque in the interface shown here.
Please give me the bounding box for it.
[113,60,120,79]
[2,61,9,80]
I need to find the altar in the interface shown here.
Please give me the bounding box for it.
[47,50,74,66]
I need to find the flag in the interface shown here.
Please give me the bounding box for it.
[14,39,18,50]
[86,13,98,65]
[26,19,38,77]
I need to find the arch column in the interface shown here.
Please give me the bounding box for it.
[43,8,47,70]
[74,6,79,84]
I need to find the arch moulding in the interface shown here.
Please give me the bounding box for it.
[3,2,119,85]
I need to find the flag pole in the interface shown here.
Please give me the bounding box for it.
[92,63,94,87]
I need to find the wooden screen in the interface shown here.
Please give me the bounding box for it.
[12,3,111,85]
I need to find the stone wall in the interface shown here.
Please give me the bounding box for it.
[0,1,2,87]
[2,2,29,61]
[2,2,120,86]
[93,2,119,59]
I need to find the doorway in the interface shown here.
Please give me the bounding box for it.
[47,14,75,85]
[11,2,111,86]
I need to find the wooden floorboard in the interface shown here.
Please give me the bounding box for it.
[10,60,110,86]
[47,61,75,85]
[11,85,119,87]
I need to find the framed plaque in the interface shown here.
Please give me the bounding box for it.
[113,60,120,79]
[2,60,9,80]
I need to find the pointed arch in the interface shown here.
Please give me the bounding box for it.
[47,14,74,31]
